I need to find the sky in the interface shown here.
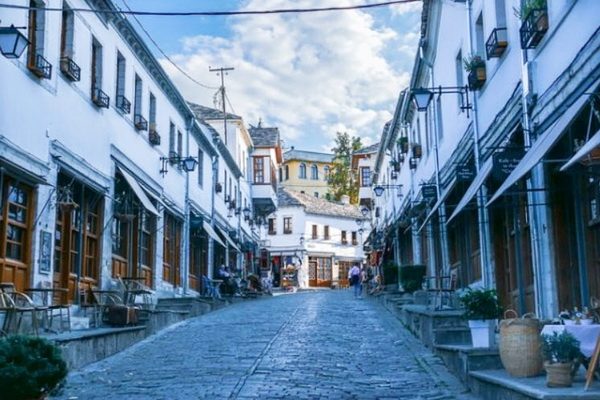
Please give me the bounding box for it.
[117,0,422,152]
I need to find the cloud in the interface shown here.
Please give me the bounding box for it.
[161,0,420,151]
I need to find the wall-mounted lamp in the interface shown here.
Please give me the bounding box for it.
[299,235,305,246]
[409,158,418,170]
[373,184,403,197]
[411,86,472,117]
[0,24,30,59]
[160,155,198,176]
[360,206,370,218]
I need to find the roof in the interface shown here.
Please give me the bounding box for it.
[187,102,241,121]
[354,142,380,155]
[278,188,364,219]
[249,126,280,147]
[284,149,334,164]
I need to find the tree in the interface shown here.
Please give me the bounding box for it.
[328,131,362,203]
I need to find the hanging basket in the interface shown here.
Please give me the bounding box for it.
[499,310,543,377]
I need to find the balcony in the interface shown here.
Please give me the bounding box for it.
[116,95,131,114]
[149,127,161,146]
[520,7,548,49]
[134,114,148,131]
[412,143,423,159]
[486,28,508,59]
[92,87,109,109]
[59,56,80,81]
[28,54,52,79]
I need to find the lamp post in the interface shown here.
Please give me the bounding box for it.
[0,25,29,59]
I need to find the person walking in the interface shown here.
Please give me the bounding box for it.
[348,264,362,298]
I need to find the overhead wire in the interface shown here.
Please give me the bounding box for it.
[119,0,218,90]
[0,1,421,16]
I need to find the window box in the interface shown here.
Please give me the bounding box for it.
[398,137,409,154]
[391,171,398,180]
[149,128,161,146]
[412,143,423,159]
[468,65,487,91]
[59,56,80,81]
[486,28,508,59]
[520,7,548,49]
[134,114,148,131]
[29,54,52,79]
[116,95,131,114]
[215,182,223,193]
[92,87,110,108]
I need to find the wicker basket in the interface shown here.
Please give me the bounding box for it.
[499,310,543,377]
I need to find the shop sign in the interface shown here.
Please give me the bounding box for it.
[456,165,475,182]
[493,149,525,181]
[422,185,437,202]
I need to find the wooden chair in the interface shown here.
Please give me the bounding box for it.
[0,289,46,336]
[26,288,71,333]
[423,272,458,310]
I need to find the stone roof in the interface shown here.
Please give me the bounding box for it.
[284,149,334,163]
[354,142,380,155]
[249,126,280,147]
[278,188,364,219]
[187,101,241,121]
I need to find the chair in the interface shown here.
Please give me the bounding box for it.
[0,289,46,336]
[423,272,458,310]
[27,288,71,333]
[201,275,215,298]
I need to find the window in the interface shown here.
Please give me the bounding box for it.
[455,50,464,107]
[324,225,330,240]
[254,157,265,183]
[278,168,283,182]
[197,150,204,187]
[149,93,156,129]
[268,218,276,235]
[352,231,358,245]
[177,130,183,158]
[169,122,176,157]
[341,230,347,245]
[475,14,485,57]
[314,192,319,198]
[27,0,46,69]
[91,38,103,91]
[60,4,74,58]
[311,164,319,180]
[140,211,154,268]
[299,163,307,179]
[283,217,292,234]
[134,74,142,117]
[323,165,330,181]
[325,193,331,201]
[224,170,228,200]
[312,224,318,239]
[285,165,289,180]
[436,97,444,141]
[495,0,507,27]
[360,167,371,187]
[115,52,126,106]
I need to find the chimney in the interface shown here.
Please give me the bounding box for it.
[340,195,350,205]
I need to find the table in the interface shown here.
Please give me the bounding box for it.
[541,324,600,358]
[25,288,70,332]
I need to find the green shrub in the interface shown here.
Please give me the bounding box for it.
[399,265,426,293]
[459,288,503,320]
[0,335,68,400]
[541,331,581,364]
[382,262,399,285]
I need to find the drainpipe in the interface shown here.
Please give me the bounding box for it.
[182,117,193,295]
[209,151,219,279]
[466,0,494,288]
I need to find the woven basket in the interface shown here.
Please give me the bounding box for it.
[499,310,543,377]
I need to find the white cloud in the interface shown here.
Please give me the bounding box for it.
[162,0,419,150]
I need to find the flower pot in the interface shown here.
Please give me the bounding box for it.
[468,319,496,348]
[544,362,573,387]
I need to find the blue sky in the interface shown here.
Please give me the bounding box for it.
[118,0,421,152]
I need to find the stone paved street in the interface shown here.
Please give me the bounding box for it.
[54,291,474,399]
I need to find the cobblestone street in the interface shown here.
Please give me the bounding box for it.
[54,291,473,399]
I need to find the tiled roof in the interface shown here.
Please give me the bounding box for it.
[249,126,280,147]
[278,188,364,219]
[284,149,334,163]
[187,101,241,121]
[354,142,380,155]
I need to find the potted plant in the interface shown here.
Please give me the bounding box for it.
[540,331,580,387]
[399,264,426,294]
[516,0,548,49]
[0,335,68,400]
[412,143,423,159]
[460,288,502,348]
[397,136,409,154]
[464,55,486,90]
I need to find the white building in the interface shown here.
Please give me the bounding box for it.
[0,0,260,305]
[262,189,369,288]
[375,0,600,318]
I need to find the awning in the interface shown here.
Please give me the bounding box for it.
[202,221,226,247]
[216,226,241,252]
[417,178,457,233]
[560,129,600,171]
[117,166,159,216]
[447,158,494,224]
[487,94,590,205]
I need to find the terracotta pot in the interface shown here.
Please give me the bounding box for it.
[544,362,573,388]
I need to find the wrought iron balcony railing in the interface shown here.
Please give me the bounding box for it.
[486,28,508,59]
[116,95,131,114]
[59,56,81,81]
[29,53,52,79]
[134,114,148,131]
[92,86,110,109]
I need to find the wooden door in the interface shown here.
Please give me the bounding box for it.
[338,262,351,287]
[309,257,332,287]
[0,179,34,293]
[308,261,317,287]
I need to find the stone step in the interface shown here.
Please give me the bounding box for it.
[433,326,472,345]
[434,344,503,384]
[70,316,90,331]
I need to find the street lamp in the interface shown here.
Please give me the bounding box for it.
[242,207,251,221]
[373,184,403,197]
[160,155,199,176]
[299,235,305,246]
[411,88,434,112]
[0,25,30,59]
[410,86,472,117]
[360,206,370,217]
[182,156,198,172]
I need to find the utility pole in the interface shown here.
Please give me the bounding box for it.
[209,66,234,146]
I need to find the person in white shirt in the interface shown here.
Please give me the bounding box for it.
[348,264,362,298]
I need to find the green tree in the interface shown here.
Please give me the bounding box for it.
[328,131,362,203]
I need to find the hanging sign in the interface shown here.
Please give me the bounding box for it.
[456,165,475,182]
[493,148,525,181]
[421,184,438,202]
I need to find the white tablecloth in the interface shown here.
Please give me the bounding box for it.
[541,324,600,358]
